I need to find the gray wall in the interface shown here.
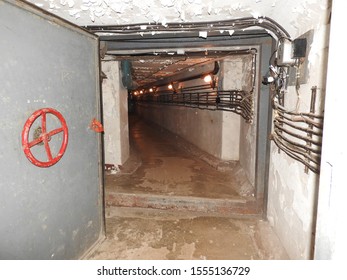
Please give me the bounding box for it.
[137,104,224,159]
[0,0,103,259]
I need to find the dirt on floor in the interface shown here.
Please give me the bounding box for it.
[87,207,289,260]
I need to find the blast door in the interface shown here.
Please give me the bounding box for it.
[0,0,104,259]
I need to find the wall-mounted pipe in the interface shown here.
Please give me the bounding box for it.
[85,16,291,41]
[271,86,324,173]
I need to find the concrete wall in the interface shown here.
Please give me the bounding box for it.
[266,2,331,259]
[220,59,241,162]
[137,104,224,159]
[314,1,347,260]
[221,55,257,186]
[221,111,240,161]
[102,61,129,167]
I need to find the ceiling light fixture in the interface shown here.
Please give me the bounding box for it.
[203,74,212,83]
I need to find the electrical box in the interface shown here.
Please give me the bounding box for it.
[277,39,295,66]
[277,38,307,66]
[293,38,307,58]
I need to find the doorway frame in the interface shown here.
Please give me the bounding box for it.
[101,31,275,216]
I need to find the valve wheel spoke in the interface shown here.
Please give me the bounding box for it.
[22,108,68,168]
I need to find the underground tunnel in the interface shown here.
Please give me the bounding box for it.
[1,0,344,262]
[106,50,260,190]
[92,18,322,259]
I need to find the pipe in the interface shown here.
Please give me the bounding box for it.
[274,117,323,136]
[272,135,320,173]
[274,102,324,119]
[273,123,322,149]
[137,89,254,121]
[85,16,291,40]
[272,133,321,163]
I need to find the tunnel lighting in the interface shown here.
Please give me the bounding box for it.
[203,74,213,83]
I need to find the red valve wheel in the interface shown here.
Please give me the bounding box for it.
[22,108,68,167]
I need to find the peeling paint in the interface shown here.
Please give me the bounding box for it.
[27,0,328,38]
[199,31,207,38]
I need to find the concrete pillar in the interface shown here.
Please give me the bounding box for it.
[220,58,244,161]
[102,61,129,167]
[221,111,240,161]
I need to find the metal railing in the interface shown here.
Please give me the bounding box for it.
[134,51,257,123]
[136,88,254,123]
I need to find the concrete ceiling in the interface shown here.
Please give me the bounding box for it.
[28,0,330,89]
[121,55,213,88]
[111,51,233,89]
[28,0,329,39]
[29,0,276,25]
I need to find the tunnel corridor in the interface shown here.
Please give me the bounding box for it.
[93,30,277,258]
[2,0,342,262]
[88,114,288,260]
[106,115,256,212]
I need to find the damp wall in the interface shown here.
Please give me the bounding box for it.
[102,61,130,167]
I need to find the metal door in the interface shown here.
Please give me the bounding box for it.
[0,0,104,259]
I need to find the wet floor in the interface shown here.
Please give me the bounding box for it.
[87,115,288,259]
[88,207,288,260]
[105,116,254,199]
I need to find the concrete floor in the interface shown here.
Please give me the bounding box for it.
[87,116,289,259]
[88,207,288,260]
[107,117,255,199]
[105,116,260,215]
